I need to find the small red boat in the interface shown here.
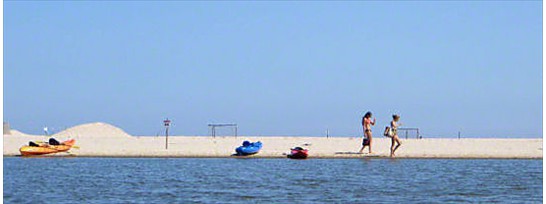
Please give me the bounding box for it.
[288,147,308,159]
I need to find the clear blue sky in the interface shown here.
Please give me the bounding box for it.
[4,1,542,138]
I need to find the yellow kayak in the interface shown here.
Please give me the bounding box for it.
[19,139,76,156]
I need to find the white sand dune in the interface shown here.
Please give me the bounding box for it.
[3,122,543,159]
[52,122,132,139]
[7,130,35,137]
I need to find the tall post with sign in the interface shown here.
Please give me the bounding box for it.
[164,118,171,149]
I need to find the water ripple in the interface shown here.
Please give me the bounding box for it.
[4,158,542,203]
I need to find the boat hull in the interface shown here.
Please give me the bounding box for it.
[235,141,262,155]
[288,149,308,159]
[19,139,75,156]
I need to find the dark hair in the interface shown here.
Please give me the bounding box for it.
[364,112,372,118]
[393,114,400,119]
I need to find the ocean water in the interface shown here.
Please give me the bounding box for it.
[4,157,542,203]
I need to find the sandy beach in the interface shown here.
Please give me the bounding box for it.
[3,122,543,159]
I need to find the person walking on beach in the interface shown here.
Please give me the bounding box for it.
[390,114,402,157]
[359,111,376,154]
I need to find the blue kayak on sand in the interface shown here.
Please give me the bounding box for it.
[235,141,262,155]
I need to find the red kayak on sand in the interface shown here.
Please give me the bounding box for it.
[288,147,308,159]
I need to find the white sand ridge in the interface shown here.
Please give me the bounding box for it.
[7,129,35,137]
[53,122,133,139]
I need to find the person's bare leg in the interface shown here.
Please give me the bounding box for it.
[390,137,395,157]
[366,131,373,154]
[392,136,402,157]
[359,145,366,153]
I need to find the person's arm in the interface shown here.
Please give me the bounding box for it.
[372,118,376,125]
[362,118,366,135]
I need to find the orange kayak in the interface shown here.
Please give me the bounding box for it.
[19,139,76,156]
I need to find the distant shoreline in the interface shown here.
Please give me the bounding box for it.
[4,122,543,159]
[3,155,542,160]
[10,134,543,139]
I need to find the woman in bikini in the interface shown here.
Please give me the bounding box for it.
[359,111,376,154]
[390,114,402,157]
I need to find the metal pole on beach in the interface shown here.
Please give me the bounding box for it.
[164,119,171,149]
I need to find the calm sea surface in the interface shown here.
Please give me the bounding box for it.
[4,158,542,203]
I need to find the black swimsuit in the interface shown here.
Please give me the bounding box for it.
[363,129,371,145]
